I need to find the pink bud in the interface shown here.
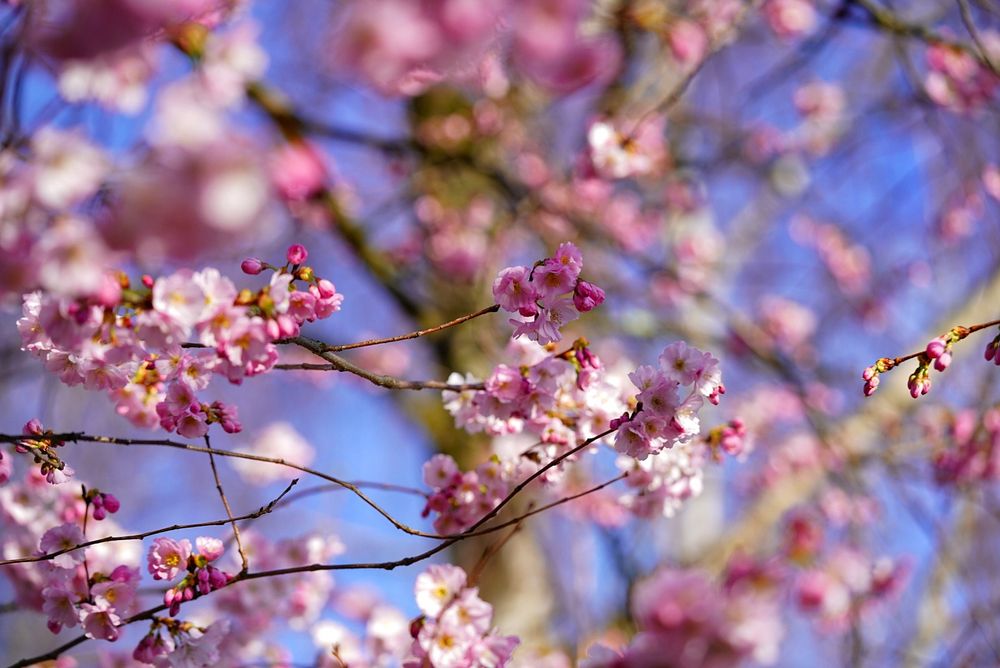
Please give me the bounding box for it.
[277,314,299,338]
[933,351,951,372]
[265,319,281,340]
[241,258,265,275]
[101,493,120,513]
[23,418,44,435]
[925,337,947,359]
[286,244,308,265]
[316,279,337,299]
[573,280,606,312]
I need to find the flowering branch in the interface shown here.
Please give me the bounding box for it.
[0,480,298,568]
[862,316,1000,397]
[320,304,500,353]
[202,434,247,574]
[4,436,627,668]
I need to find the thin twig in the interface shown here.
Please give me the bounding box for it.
[956,0,1000,77]
[285,336,486,391]
[203,434,247,573]
[5,431,624,668]
[0,481,298,568]
[322,304,500,352]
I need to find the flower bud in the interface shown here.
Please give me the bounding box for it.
[286,244,308,265]
[241,258,265,275]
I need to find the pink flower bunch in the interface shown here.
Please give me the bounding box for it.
[85,488,121,521]
[615,438,708,518]
[0,130,116,302]
[783,511,825,564]
[931,407,1000,486]
[405,564,518,668]
[757,295,817,357]
[13,418,74,484]
[790,217,872,298]
[706,418,750,459]
[415,195,495,280]
[925,34,1000,113]
[42,564,141,641]
[493,242,604,345]
[761,0,817,39]
[148,537,233,615]
[984,330,1000,366]
[212,529,343,635]
[586,115,668,180]
[583,566,784,667]
[332,0,624,94]
[794,548,911,631]
[421,454,511,534]
[789,81,847,156]
[613,341,724,461]
[133,618,231,666]
[18,245,344,437]
[443,339,627,446]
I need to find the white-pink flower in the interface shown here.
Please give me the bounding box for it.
[414,564,467,617]
[39,523,86,569]
[147,537,192,581]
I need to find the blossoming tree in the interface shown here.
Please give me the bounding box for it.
[1,0,999,666]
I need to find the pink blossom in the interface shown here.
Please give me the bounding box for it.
[196,536,225,562]
[80,597,121,641]
[492,266,539,313]
[147,537,192,581]
[43,580,83,633]
[667,19,708,66]
[39,523,86,569]
[415,564,467,617]
[270,141,327,202]
[762,0,817,38]
[587,115,667,180]
[573,280,605,312]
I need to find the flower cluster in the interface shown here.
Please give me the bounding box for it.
[406,564,518,668]
[444,338,626,445]
[925,33,1000,113]
[331,0,621,97]
[586,115,668,180]
[1,464,144,643]
[134,617,231,667]
[794,548,910,631]
[421,454,511,534]
[762,0,817,39]
[18,244,343,438]
[583,563,784,668]
[930,407,1000,486]
[148,537,233,615]
[43,560,141,641]
[493,242,605,345]
[13,418,74,484]
[612,341,724,461]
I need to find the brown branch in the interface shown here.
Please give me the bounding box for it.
[203,434,247,573]
[1,422,617,540]
[867,316,1000,374]
[850,0,997,69]
[5,430,624,668]
[0,480,298,568]
[284,336,485,391]
[321,304,500,352]
[956,0,1000,77]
